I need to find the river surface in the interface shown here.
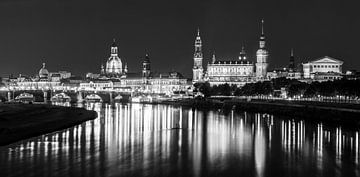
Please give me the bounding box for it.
[0,103,359,177]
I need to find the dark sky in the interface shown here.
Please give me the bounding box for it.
[1,0,359,78]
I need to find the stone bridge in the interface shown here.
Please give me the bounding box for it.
[0,89,131,103]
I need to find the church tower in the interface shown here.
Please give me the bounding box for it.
[288,49,295,72]
[142,53,151,78]
[192,28,204,83]
[239,46,247,60]
[256,20,269,79]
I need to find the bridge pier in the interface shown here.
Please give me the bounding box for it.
[77,91,83,103]
[43,91,48,103]
[7,91,11,101]
[109,92,113,103]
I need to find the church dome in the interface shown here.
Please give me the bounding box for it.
[39,63,49,78]
[106,39,123,75]
[106,57,122,74]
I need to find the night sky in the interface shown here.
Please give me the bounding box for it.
[1,0,359,78]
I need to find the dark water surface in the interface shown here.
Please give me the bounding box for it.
[0,103,359,177]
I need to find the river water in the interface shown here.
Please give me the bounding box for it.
[0,103,359,177]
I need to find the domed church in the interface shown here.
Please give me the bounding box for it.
[105,39,123,76]
[39,63,49,80]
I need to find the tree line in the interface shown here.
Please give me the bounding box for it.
[194,78,360,98]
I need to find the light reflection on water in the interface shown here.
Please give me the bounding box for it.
[0,103,360,177]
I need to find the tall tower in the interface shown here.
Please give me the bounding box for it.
[256,20,269,79]
[192,28,204,83]
[142,53,151,78]
[288,49,295,72]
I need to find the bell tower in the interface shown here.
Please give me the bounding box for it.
[256,20,269,79]
[192,28,204,83]
[142,54,151,78]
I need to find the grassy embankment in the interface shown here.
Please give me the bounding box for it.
[0,103,97,146]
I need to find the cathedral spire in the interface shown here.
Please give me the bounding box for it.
[142,53,151,78]
[192,28,204,83]
[194,28,202,56]
[261,19,264,35]
[289,48,295,71]
[259,19,266,49]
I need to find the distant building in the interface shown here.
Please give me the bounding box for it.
[344,70,360,80]
[17,63,61,90]
[267,49,301,80]
[206,51,256,87]
[302,56,343,81]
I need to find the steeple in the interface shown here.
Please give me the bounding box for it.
[192,28,204,83]
[289,48,295,71]
[239,45,247,60]
[261,19,264,36]
[124,63,128,73]
[194,28,202,56]
[100,64,105,74]
[256,19,269,79]
[142,53,151,78]
[212,51,216,64]
[259,19,266,49]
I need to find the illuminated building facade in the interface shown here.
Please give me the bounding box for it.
[85,53,190,95]
[302,56,343,81]
[195,20,269,86]
[16,63,62,90]
[206,50,256,87]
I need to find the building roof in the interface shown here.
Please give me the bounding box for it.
[151,71,185,79]
[310,56,344,64]
[210,60,253,65]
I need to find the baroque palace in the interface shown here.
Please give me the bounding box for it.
[193,20,269,86]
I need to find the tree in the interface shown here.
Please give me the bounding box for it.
[193,82,211,97]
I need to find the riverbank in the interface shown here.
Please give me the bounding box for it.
[159,98,360,126]
[0,103,97,146]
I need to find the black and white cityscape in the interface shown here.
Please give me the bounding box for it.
[1,0,360,177]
